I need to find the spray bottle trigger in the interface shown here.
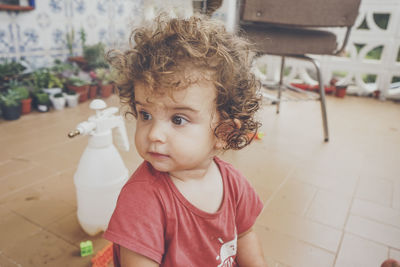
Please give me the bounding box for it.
[114,117,130,151]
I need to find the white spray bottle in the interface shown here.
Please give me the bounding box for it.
[68,99,130,236]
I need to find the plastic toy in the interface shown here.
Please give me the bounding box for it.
[247,131,265,141]
[80,240,94,257]
[91,242,113,267]
[68,99,130,236]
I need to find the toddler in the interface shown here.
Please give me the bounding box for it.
[104,14,267,267]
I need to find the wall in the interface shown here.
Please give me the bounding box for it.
[0,0,143,70]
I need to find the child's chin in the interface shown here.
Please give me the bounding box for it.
[148,161,172,173]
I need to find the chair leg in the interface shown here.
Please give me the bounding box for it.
[277,56,285,114]
[309,57,329,142]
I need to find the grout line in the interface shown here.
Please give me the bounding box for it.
[262,165,296,211]
[0,251,22,267]
[332,172,362,267]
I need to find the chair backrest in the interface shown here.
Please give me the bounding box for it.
[241,0,361,27]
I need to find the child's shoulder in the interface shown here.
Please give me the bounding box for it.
[215,157,243,176]
[122,161,167,193]
[214,157,247,185]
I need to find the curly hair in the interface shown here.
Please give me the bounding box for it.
[107,14,261,150]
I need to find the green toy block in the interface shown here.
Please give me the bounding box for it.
[80,240,94,257]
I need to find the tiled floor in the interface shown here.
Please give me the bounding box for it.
[0,93,399,267]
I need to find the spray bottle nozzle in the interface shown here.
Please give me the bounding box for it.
[68,130,80,138]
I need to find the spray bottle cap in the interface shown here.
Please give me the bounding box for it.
[90,99,107,117]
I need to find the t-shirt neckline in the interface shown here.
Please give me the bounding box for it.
[162,157,227,219]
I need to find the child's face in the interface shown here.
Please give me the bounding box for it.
[134,78,221,174]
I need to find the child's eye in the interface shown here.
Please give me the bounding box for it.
[171,115,188,126]
[139,111,152,121]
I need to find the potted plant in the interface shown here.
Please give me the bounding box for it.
[83,42,108,71]
[89,81,98,99]
[33,90,50,112]
[4,79,32,115]
[63,90,80,107]
[92,68,114,98]
[67,28,89,70]
[31,68,63,96]
[0,60,26,92]
[0,89,22,120]
[13,85,32,114]
[49,92,66,110]
[335,85,347,98]
[66,76,90,102]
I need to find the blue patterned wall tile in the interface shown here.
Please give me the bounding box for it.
[0,23,16,54]
[1,0,143,68]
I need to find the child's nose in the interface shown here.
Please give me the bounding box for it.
[148,121,167,143]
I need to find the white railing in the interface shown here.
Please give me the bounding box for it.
[214,0,400,100]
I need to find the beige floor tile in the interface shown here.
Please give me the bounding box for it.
[0,150,13,165]
[265,179,317,216]
[356,177,393,207]
[0,252,19,267]
[32,167,78,206]
[335,233,389,267]
[292,168,359,196]
[258,210,342,252]
[345,215,400,249]
[2,229,89,267]
[46,211,89,245]
[351,198,400,228]
[1,94,400,265]
[306,189,352,229]
[1,184,76,227]
[390,249,400,261]
[0,157,37,179]
[0,206,42,251]
[265,257,290,267]
[394,179,400,211]
[23,146,80,173]
[254,224,336,267]
[0,164,56,198]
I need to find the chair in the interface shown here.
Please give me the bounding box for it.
[239,0,362,142]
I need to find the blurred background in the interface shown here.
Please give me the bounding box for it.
[0,0,399,266]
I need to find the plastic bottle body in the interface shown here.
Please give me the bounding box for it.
[74,133,128,236]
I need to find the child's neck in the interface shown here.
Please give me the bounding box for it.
[169,156,216,182]
[169,157,224,213]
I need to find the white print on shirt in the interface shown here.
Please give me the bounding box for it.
[216,233,237,267]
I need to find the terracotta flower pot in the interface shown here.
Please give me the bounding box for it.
[100,84,113,98]
[335,86,347,98]
[68,84,90,102]
[68,56,89,71]
[21,98,32,114]
[89,84,98,99]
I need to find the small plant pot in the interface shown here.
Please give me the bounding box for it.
[37,103,50,112]
[100,84,113,98]
[89,84,98,98]
[335,86,347,98]
[64,93,80,107]
[67,84,90,102]
[43,87,62,96]
[68,56,89,71]
[50,95,66,110]
[1,103,22,120]
[21,98,32,114]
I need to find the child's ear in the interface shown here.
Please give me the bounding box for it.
[215,138,226,150]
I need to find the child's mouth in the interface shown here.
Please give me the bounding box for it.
[148,152,169,159]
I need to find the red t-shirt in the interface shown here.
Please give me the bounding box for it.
[104,157,263,267]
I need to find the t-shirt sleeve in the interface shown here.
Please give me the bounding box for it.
[234,172,264,235]
[103,180,165,264]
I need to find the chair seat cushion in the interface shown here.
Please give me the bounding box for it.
[240,24,338,56]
